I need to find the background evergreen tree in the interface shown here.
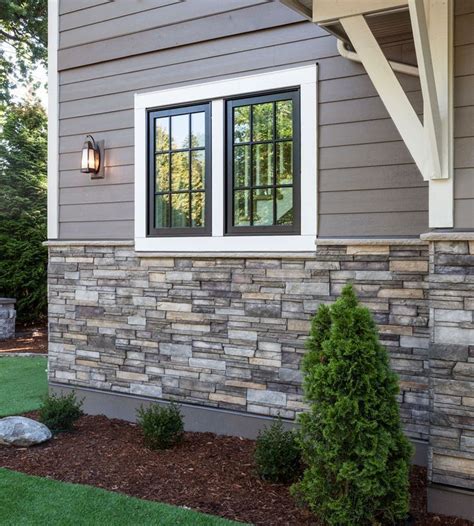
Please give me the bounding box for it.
[293,284,412,525]
[0,0,47,105]
[0,102,47,321]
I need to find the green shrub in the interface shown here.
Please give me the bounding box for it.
[38,392,83,433]
[292,284,412,526]
[137,402,184,450]
[255,419,301,483]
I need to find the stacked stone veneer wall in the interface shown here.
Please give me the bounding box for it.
[0,298,16,340]
[429,240,474,490]
[48,241,430,440]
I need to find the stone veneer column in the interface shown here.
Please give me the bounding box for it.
[426,235,474,518]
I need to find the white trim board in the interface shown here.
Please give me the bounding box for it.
[134,65,318,252]
[47,0,59,239]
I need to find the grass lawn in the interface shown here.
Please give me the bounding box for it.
[0,468,240,526]
[0,357,48,417]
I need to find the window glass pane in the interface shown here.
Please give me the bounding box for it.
[155,194,170,228]
[276,141,293,185]
[276,100,293,139]
[234,190,251,226]
[234,145,251,188]
[191,112,205,148]
[253,143,273,187]
[171,193,190,227]
[156,117,170,151]
[191,192,205,227]
[191,150,205,190]
[276,187,293,225]
[171,151,190,191]
[155,153,169,192]
[233,106,250,143]
[253,188,273,226]
[171,114,189,150]
[252,103,273,142]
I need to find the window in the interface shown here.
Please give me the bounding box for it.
[226,91,300,235]
[135,65,317,252]
[147,104,211,236]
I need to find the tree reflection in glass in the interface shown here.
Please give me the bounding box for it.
[154,110,207,230]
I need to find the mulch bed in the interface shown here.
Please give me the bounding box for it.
[0,414,471,526]
[0,323,47,354]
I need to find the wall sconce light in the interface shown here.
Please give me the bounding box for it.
[81,135,104,179]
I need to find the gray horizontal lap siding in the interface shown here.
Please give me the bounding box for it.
[454,2,474,228]
[57,0,429,240]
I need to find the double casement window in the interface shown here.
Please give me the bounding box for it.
[135,66,317,251]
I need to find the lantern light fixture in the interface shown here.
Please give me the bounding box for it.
[81,135,104,178]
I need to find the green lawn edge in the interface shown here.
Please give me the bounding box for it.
[0,356,48,417]
[0,468,245,526]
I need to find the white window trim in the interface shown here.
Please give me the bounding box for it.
[134,65,318,252]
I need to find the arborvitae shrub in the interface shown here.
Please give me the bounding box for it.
[38,392,83,433]
[137,402,184,450]
[292,284,412,526]
[254,419,302,483]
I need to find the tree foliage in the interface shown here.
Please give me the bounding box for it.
[293,284,412,526]
[0,0,47,104]
[0,101,47,321]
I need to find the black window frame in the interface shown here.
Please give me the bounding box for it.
[225,89,301,236]
[147,103,212,237]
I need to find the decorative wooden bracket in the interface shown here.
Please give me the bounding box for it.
[310,0,453,226]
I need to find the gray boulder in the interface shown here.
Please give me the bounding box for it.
[0,416,52,447]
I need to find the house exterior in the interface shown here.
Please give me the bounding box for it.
[47,0,473,518]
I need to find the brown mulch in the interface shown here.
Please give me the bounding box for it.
[0,414,471,526]
[0,323,47,354]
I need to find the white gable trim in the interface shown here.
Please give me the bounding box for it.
[134,65,318,252]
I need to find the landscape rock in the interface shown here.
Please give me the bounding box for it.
[0,416,52,447]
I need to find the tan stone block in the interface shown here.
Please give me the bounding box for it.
[378,288,424,299]
[209,393,246,405]
[378,325,413,336]
[462,397,474,407]
[225,380,266,390]
[149,272,166,283]
[389,260,428,272]
[470,241,474,255]
[288,319,311,332]
[116,371,148,382]
[140,258,175,267]
[249,357,281,367]
[75,359,98,367]
[433,454,474,476]
[347,245,389,255]
[242,292,279,301]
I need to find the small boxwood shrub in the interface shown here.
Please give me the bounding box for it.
[38,392,83,433]
[255,419,301,483]
[292,284,412,526]
[137,402,184,450]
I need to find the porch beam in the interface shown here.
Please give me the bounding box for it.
[340,14,432,181]
[313,0,408,24]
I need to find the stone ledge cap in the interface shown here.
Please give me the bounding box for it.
[420,232,474,241]
[0,298,16,305]
[315,237,427,246]
[43,240,134,247]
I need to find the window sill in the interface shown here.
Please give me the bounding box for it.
[135,235,316,252]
